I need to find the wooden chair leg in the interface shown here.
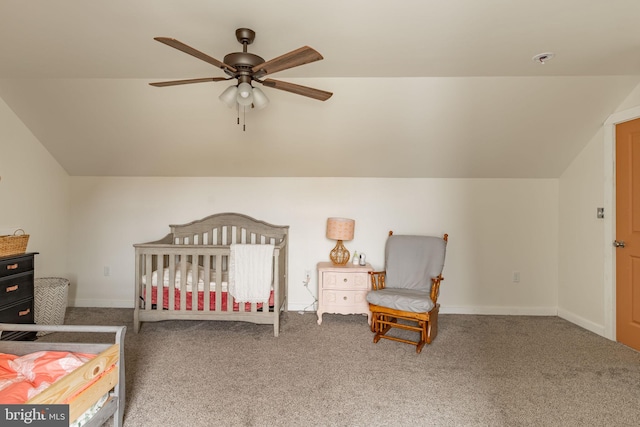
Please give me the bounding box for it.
[370,313,378,333]
[372,314,396,344]
[415,320,426,353]
[426,307,439,344]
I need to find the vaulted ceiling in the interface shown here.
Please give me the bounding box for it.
[1,0,639,178]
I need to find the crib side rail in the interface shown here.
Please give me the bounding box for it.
[134,243,285,323]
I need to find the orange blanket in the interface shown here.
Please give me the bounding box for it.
[0,351,96,404]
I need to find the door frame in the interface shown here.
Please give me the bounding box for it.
[603,105,640,340]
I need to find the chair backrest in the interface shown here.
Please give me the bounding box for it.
[384,235,447,291]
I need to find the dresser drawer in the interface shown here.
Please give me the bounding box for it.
[322,272,369,290]
[0,255,35,279]
[1,272,34,306]
[0,298,34,323]
[0,299,36,341]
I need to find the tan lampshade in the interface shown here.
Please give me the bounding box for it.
[326,218,355,241]
[326,218,355,265]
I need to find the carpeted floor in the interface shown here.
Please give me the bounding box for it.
[40,308,640,426]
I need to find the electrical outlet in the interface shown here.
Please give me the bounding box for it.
[104,266,111,277]
[302,270,312,287]
[512,271,520,283]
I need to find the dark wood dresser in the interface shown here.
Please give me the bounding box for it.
[0,252,38,340]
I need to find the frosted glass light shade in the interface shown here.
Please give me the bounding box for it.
[219,85,238,108]
[252,87,269,110]
[236,82,254,106]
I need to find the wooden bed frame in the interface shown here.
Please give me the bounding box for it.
[0,323,126,427]
[134,212,289,336]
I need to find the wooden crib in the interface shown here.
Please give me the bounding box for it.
[133,213,288,336]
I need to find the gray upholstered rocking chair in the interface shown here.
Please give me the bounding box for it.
[366,231,448,353]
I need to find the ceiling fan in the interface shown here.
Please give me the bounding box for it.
[150,28,333,107]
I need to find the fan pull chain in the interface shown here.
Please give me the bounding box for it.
[235,105,247,131]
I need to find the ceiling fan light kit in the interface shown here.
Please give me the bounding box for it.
[236,82,254,106]
[219,85,238,108]
[251,87,269,110]
[151,28,332,130]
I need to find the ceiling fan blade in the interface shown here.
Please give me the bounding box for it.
[154,37,237,73]
[260,78,332,101]
[252,46,323,76]
[149,77,230,87]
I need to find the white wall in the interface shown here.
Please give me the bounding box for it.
[69,177,559,314]
[558,130,605,334]
[0,97,70,276]
[558,82,640,337]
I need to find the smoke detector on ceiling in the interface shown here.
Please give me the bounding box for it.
[532,52,555,64]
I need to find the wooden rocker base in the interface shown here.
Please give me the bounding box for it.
[369,303,439,354]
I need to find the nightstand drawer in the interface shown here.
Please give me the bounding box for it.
[0,255,35,279]
[1,273,34,306]
[322,272,369,290]
[322,290,368,306]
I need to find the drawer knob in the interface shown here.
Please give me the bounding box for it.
[343,278,348,282]
[343,296,347,300]
[19,308,31,317]
[6,263,19,270]
[5,285,18,292]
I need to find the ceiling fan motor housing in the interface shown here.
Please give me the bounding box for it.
[235,28,256,45]
[225,28,266,82]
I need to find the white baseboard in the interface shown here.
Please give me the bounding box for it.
[440,305,558,316]
[287,303,558,316]
[70,299,133,308]
[557,308,606,338]
[287,302,317,312]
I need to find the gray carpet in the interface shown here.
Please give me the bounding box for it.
[40,308,640,427]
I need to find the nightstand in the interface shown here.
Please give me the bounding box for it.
[317,261,373,325]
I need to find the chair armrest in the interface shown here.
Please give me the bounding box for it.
[430,275,444,303]
[369,271,386,290]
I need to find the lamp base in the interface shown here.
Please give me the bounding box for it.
[329,240,351,266]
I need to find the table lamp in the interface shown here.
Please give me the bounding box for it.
[326,217,355,265]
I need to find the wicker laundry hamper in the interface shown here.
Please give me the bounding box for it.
[34,277,70,336]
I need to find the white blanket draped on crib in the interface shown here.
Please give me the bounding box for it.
[228,244,274,303]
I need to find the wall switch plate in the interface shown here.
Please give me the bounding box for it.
[512,271,520,283]
[597,207,604,219]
